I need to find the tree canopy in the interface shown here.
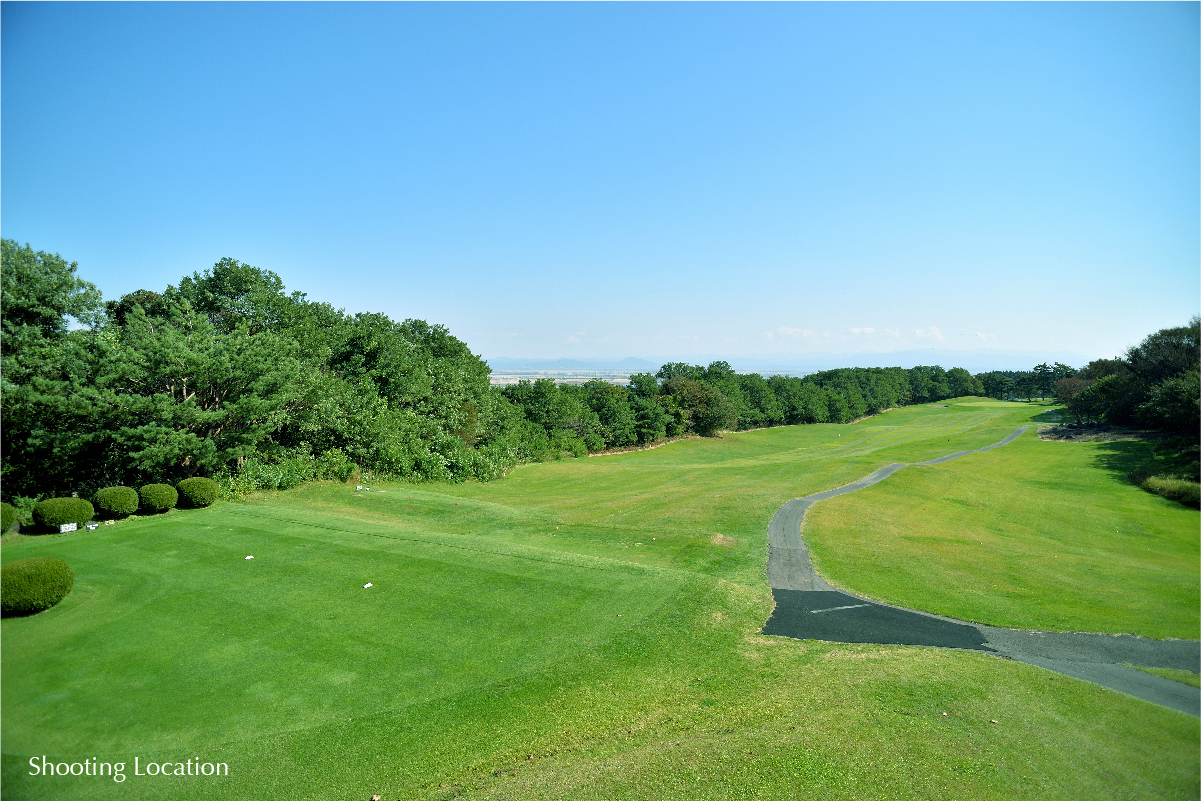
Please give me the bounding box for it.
[7,240,1191,505]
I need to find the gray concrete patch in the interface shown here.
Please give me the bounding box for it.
[763,425,1201,717]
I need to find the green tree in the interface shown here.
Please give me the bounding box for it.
[1,241,109,497]
[661,377,736,436]
[104,300,304,480]
[946,367,982,398]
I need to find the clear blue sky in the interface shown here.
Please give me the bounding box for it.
[3,2,1197,364]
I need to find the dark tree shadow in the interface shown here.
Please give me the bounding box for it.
[1091,440,1157,484]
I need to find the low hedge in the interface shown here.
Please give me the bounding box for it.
[177,477,219,509]
[2,557,74,617]
[1,502,17,533]
[32,498,95,531]
[94,486,140,518]
[139,484,178,513]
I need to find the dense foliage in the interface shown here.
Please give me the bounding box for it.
[1050,319,1200,504]
[1051,319,1200,436]
[4,240,1194,505]
[93,486,140,518]
[139,484,179,513]
[1,557,74,617]
[977,363,1078,402]
[1,501,17,532]
[177,477,220,508]
[1,242,516,500]
[31,498,95,530]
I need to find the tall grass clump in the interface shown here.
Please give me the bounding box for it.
[217,449,358,500]
[1137,475,1200,508]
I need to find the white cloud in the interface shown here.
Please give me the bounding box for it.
[882,328,900,337]
[975,332,997,342]
[915,326,945,342]
[850,327,876,335]
[778,327,817,338]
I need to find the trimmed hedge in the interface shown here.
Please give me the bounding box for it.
[139,484,178,513]
[2,557,74,616]
[32,497,95,531]
[1,502,17,533]
[94,486,140,518]
[177,477,219,509]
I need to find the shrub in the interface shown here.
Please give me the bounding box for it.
[1,502,17,532]
[177,477,219,508]
[139,484,178,513]
[32,497,95,531]
[2,557,74,616]
[93,486,140,519]
[1139,475,1201,508]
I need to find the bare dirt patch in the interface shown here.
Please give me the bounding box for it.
[710,533,736,548]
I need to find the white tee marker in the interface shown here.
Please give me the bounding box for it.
[364,583,373,588]
[245,555,254,560]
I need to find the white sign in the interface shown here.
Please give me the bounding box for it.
[59,523,77,533]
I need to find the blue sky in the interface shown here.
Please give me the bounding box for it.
[3,2,1197,366]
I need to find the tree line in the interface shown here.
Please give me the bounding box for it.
[1050,320,1199,436]
[5,242,1193,506]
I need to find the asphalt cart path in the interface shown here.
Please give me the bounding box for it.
[763,425,1201,717]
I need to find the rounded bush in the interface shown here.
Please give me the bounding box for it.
[32,498,95,531]
[1,502,17,533]
[2,557,74,617]
[139,483,178,513]
[93,486,140,519]
[176,477,219,509]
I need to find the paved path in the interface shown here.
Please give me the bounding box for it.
[763,426,1201,717]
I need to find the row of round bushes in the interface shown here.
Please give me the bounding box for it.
[1,477,221,533]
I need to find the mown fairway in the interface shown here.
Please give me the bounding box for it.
[3,401,1198,799]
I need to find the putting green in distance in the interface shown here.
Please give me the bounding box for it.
[956,401,1033,407]
[2,399,1196,800]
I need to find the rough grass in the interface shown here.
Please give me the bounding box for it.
[1,400,1197,799]
[1138,475,1201,508]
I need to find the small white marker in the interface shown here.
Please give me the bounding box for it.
[245,555,254,560]
[809,603,870,614]
[364,583,373,588]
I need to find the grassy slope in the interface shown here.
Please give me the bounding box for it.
[805,404,1200,637]
[2,400,1197,800]
[1132,667,1201,689]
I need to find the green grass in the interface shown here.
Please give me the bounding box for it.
[1129,666,1201,689]
[805,408,1199,638]
[2,400,1197,799]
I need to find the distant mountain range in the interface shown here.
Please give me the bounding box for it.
[486,357,660,372]
[485,349,1091,376]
